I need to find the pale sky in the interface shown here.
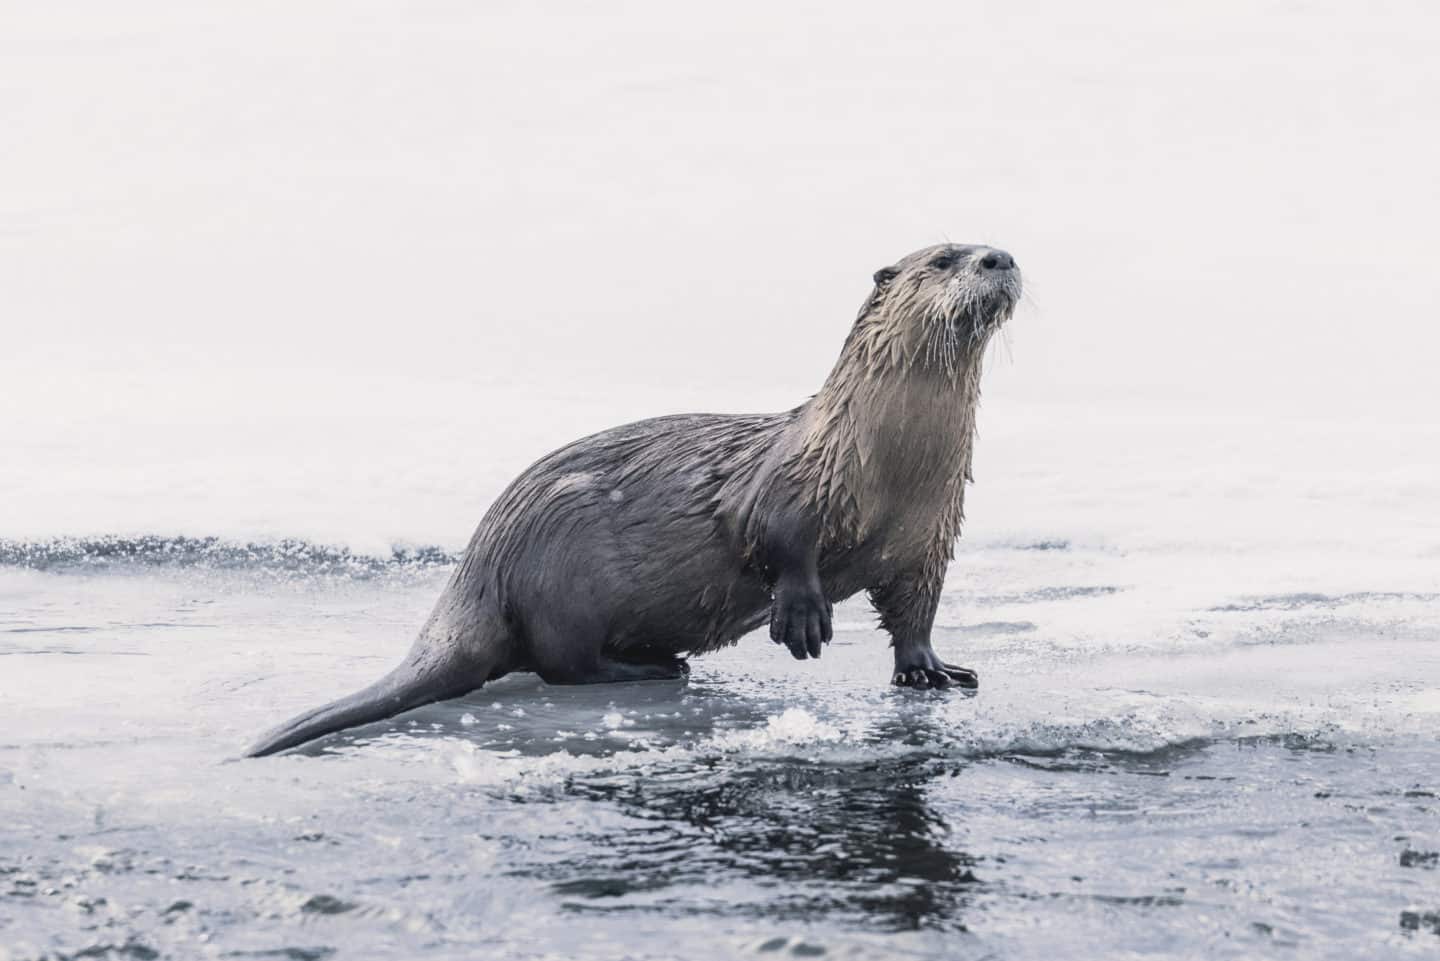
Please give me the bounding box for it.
[5,1,1436,419]
[2,2,1438,551]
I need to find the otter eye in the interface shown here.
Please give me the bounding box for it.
[930,255,956,270]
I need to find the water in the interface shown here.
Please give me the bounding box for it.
[2,532,1437,960]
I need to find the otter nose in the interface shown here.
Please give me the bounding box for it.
[979,250,1015,271]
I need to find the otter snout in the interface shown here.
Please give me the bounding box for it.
[965,247,1022,331]
[979,249,1015,272]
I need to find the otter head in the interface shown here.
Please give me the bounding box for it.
[866,244,1022,363]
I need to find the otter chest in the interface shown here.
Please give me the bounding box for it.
[846,382,973,560]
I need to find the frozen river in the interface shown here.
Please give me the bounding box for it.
[2,522,1437,959]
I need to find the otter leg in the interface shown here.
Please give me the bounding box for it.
[610,645,691,679]
[869,571,978,691]
[762,515,833,660]
[527,615,689,685]
[539,656,689,685]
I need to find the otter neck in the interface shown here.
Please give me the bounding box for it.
[790,328,987,550]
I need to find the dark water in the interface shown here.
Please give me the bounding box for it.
[1,544,1438,960]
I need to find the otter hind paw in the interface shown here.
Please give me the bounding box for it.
[891,656,979,692]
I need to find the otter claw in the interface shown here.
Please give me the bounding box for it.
[893,668,945,690]
[943,664,979,688]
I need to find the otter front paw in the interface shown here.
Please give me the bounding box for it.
[892,646,979,691]
[769,583,833,660]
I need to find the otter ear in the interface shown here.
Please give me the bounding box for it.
[872,265,899,289]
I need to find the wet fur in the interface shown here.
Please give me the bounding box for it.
[246,244,1020,756]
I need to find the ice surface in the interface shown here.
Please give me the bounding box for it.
[2,545,1437,959]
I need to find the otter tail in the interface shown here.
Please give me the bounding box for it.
[244,644,492,758]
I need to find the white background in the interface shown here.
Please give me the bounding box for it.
[3,0,1438,560]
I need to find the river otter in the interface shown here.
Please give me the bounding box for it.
[247,243,1021,756]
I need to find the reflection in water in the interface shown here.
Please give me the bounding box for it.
[551,756,978,931]
[511,700,983,931]
[295,673,984,929]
